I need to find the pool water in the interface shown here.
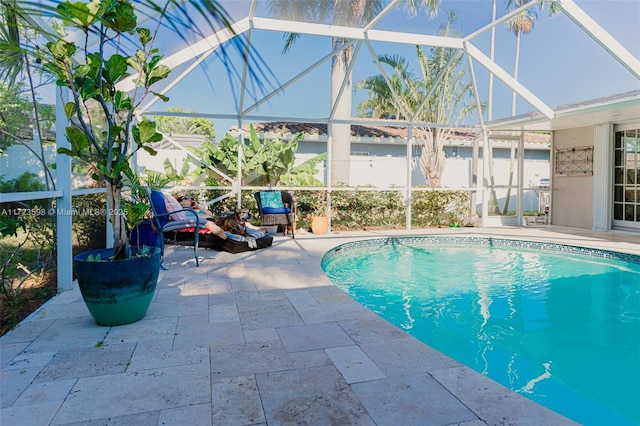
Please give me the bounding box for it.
[322,239,640,425]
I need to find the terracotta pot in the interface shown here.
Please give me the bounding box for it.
[311,216,328,235]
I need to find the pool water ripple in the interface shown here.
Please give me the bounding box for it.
[322,237,640,426]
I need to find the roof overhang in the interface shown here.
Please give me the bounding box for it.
[485,90,640,131]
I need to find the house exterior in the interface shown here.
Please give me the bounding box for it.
[487,90,640,232]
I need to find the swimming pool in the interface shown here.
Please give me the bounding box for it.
[321,236,640,425]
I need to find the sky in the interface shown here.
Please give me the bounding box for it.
[41,0,640,137]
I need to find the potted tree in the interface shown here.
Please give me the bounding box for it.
[45,0,171,325]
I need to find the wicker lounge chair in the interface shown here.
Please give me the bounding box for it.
[254,191,295,238]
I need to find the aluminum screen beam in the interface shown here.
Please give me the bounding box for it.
[243,41,355,116]
[138,50,215,114]
[251,17,464,49]
[364,0,403,32]
[464,0,544,42]
[558,0,640,79]
[363,38,411,121]
[118,18,251,92]
[464,42,555,119]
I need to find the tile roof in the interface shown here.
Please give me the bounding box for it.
[230,122,550,145]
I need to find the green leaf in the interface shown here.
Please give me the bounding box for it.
[102,0,137,34]
[137,27,152,45]
[163,158,179,179]
[0,216,24,238]
[141,145,157,156]
[64,102,77,120]
[133,119,162,145]
[47,39,76,60]
[56,147,75,156]
[104,54,129,84]
[56,0,105,28]
[147,64,170,86]
[126,55,143,74]
[64,127,90,153]
[151,92,169,102]
[113,91,132,111]
[125,202,149,229]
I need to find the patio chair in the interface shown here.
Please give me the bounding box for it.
[254,191,295,239]
[145,188,206,266]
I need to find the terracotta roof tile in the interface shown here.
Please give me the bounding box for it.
[230,122,550,144]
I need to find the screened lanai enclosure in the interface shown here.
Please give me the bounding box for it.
[0,0,639,292]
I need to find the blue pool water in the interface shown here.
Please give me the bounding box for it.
[321,237,640,425]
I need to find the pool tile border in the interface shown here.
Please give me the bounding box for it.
[322,235,640,265]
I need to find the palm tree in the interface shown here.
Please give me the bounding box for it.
[504,0,559,115]
[499,0,558,214]
[267,0,441,185]
[506,0,538,116]
[356,12,479,187]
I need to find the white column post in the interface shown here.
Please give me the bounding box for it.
[481,130,490,226]
[56,88,73,292]
[517,130,525,226]
[406,124,413,230]
[592,123,613,230]
[326,122,333,232]
[236,118,243,209]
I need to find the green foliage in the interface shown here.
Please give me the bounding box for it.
[124,202,149,230]
[195,124,326,186]
[72,193,107,250]
[154,108,216,141]
[159,158,200,186]
[0,173,50,238]
[43,0,172,259]
[0,80,56,188]
[0,173,55,304]
[355,12,481,186]
[410,187,470,227]
[86,253,101,261]
[0,83,32,152]
[290,187,471,231]
[326,187,406,230]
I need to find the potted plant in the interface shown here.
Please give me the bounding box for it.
[45,0,172,325]
[309,190,328,235]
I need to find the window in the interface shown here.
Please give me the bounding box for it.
[613,128,640,227]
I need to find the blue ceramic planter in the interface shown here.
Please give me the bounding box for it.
[74,247,161,326]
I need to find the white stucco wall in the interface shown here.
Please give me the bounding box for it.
[2,142,550,213]
[551,127,594,229]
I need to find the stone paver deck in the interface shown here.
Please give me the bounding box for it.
[2,226,638,425]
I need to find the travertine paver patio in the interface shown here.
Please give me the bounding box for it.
[2,226,637,425]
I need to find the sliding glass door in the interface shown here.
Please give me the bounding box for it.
[613,127,640,228]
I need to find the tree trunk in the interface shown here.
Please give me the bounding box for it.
[419,128,446,187]
[106,182,129,260]
[487,0,497,121]
[511,31,521,116]
[470,137,479,216]
[330,40,352,186]
[502,30,522,214]
[486,136,501,215]
[502,140,516,214]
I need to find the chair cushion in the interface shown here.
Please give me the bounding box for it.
[260,191,284,209]
[262,206,291,214]
[164,195,187,221]
[150,190,169,226]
